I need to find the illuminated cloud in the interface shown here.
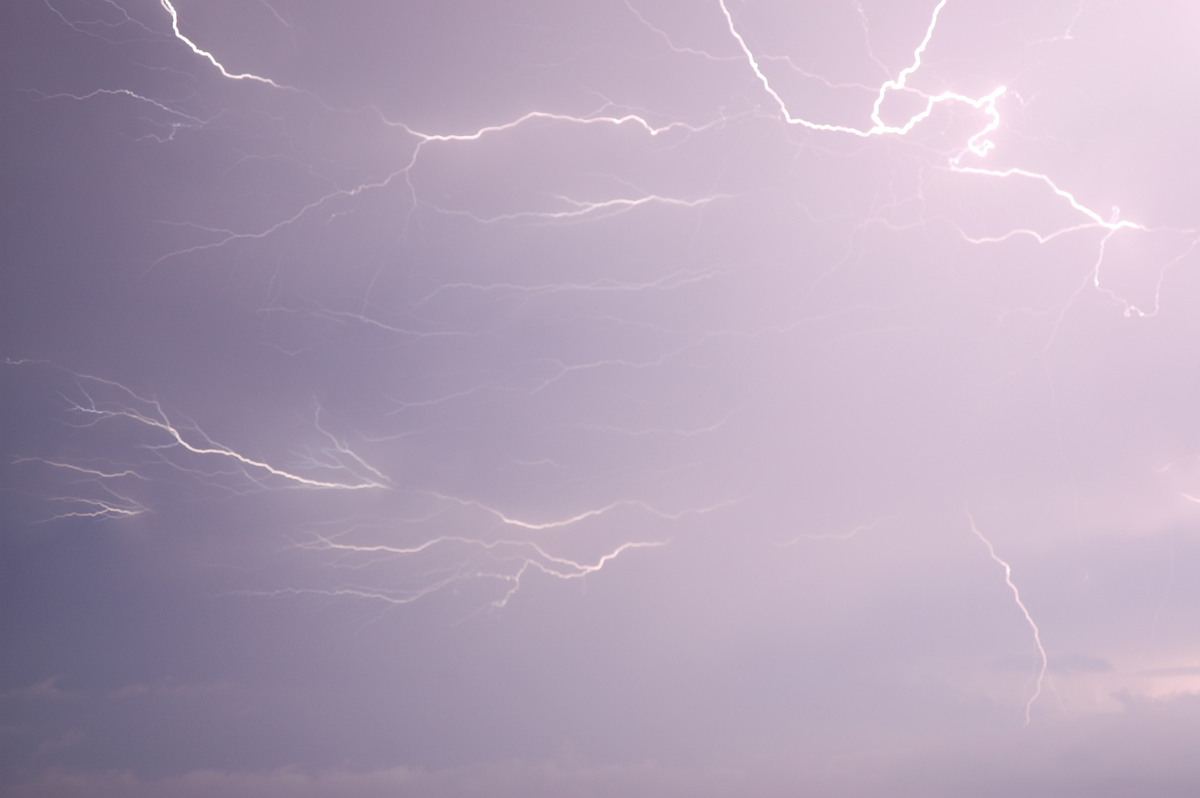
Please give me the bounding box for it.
[3,0,1199,794]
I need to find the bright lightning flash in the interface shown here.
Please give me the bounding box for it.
[15,0,1197,675]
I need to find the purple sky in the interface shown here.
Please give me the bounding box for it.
[4,1,1200,795]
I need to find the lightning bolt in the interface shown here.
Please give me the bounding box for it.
[244,535,669,611]
[7,355,733,609]
[57,380,387,492]
[159,0,290,88]
[6,361,386,498]
[967,511,1049,725]
[782,514,896,545]
[715,0,1194,319]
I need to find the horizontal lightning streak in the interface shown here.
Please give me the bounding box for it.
[67,398,384,490]
[418,492,739,532]
[41,494,147,522]
[426,192,733,224]
[248,536,668,608]
[148,107,729,267]
[16,458,149,481]
[297,533,666,577]
[24,88,209,124]
[4,362,387,492]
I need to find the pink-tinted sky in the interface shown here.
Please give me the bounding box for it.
[3,1,1200,795]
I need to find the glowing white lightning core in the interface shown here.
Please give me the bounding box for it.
[159,0,288,87]
[718,0,968,140]
[715,0,1191,323]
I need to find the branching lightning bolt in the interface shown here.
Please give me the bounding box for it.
[18,0,1199,630]
[248,535,669,611]
[59,384,387,491]
[717,0,1195,319]
[6,361,386,495]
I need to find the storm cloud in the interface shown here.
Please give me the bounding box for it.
[3,1,1200,795]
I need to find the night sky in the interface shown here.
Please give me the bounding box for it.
[4,1,1200,795]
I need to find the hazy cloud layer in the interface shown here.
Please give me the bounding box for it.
[3,0,1199,794]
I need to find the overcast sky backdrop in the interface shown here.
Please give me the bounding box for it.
[4,1,1200,795]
